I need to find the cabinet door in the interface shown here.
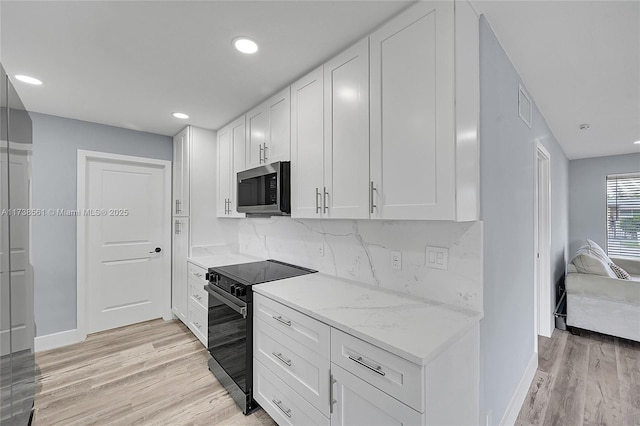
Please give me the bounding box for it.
[370,1,455,220]
[229,116,246,218]
[172,127,190,216]
[216,125,232,217]
[331,364,423,426]
[171,217,189,323]
[246,104,268,169]
[266,87,291,164]
[324,39,370,219]
[291,67,324,218]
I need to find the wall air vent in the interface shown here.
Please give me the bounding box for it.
[518,84,532,128]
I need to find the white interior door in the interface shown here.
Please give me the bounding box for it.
[81,152,170,334]
[535,143,552,344]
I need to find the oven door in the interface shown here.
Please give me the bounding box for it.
[205,284,251,394]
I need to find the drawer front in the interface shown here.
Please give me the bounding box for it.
[188,280,207,311]
[254,359,330,426]
[187,301,207,347]
[331,328,423,412]
[254,293,330,358]
[255,318,330,415]
[187,262,207,285]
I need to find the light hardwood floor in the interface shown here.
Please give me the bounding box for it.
[516,329,640,426]
[33,319,276,426]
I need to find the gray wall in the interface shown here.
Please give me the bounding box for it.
[479,16,569,424]
[569,153,640,256]
[31,113,172,336]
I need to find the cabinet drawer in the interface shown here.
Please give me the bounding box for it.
[187,301,207,347]
[188,280,207,311]
[255,319,330,416]
[331,328,423,412]
[254,359,329,426]
[254,293,330,358]
[187,262,207,284]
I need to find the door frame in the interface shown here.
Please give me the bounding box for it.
[534,142,553,348]
[76,149,172,340]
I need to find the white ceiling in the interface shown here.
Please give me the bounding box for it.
[1,1,639,160]
[472,0,640,160]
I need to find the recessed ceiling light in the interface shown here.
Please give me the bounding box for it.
[14,75,42,85]
[634,140,640,145]
[233,37,258,54]
[173,112,189,119]
[578,124,590,131]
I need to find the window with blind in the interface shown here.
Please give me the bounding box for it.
[607,174,640,257]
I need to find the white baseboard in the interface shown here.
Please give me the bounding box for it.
[35,328,85,352]
[500,351,538,426]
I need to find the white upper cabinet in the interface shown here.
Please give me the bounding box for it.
[324,39,370,220]
[217,116,246,218]
[246,88,291,169]
[291,67,324,218]
[172,127,190,216]
[369,1,478,221]
[291,39,369,219]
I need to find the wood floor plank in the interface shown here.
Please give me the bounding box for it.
[33,319,276,426]
[542,333,590,426]
[616,337,640,426]
[514,370,554,426]
[518,329,640,426]
[538,329,568,375]
[583,333,622,426]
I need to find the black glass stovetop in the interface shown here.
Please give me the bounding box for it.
[210,259,316,287]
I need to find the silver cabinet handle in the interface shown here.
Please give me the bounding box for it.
[194,272,203,278]
[272,315,292,327]
[330,374,337,414]
[175,220,181,235]
[194,321,201,328]
[272,352,292,367]
[315,188,321,214]
[370,181,377,214]
[259,144,264,164]
[272,399,292,418]
[348,355,386,376]
[323,187,329,213]
[194,294,202,301]
[263,143,268,162]
[225,198,228,214]
[176,199,182,214]
[175,199,179,214]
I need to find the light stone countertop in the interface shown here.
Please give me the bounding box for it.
[187,253,263,270]
[253,273,483,365]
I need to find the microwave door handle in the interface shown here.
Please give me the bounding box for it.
[204,285,247,318]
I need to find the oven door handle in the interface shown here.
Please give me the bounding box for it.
[204,285,248,318]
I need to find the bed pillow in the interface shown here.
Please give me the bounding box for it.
[570,250,617,278]
[609,262,631,280]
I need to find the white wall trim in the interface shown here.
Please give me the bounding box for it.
[34,328,84,353]
[76,149,172,338]
[499,352,538,426]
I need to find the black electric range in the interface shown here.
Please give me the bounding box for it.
[204,260,316,414]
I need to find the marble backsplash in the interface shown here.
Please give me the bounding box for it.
[237,217,483,313]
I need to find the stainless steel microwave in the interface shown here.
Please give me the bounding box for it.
[237,161,290,216]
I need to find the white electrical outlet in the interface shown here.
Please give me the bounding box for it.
[318,242,325,257]
[426,246,448,270]
[391,250,402,270]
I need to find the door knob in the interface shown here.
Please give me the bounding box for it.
[150,247,162,253]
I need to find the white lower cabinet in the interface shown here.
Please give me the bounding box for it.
[330,363,422,426]
[254,293,480,426]
[186,261,208,347]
